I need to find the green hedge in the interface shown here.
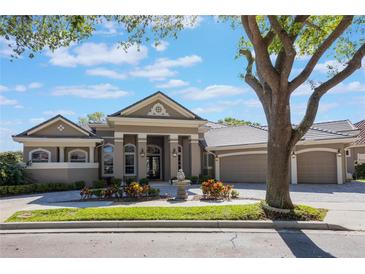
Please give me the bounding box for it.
[0,181,85,197]
[355,163,365,179]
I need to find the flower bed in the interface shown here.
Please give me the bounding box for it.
[201,179,238,200]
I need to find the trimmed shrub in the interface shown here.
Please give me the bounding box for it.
[125,182,149,198]
[190,176,199,184]
[125,177,136,186]
[231,190,239,199]
[139,178,149,185]
[91,188,104,198]
[201,179,235,200]
[355,163,365,179]
[148,187,160,197]
[74,181,86,190]
[0,182,79,197]
[110,178,122,188]
[0,151,25,186]
[92,179,106,189]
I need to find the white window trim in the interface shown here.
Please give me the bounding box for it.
[29,148,51,163]
[67,149,88,163]
[124,143,136,176]
[102,144,114,177]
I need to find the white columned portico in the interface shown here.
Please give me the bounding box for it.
[89,146,94,163]
[169,134,179,179]
[337,151,343,184]
[114,132,124,179]
[290,153,298,184]
[59,146,64,162]
[137,133,147,180]
[215,157,220,180]
[189,135,201,177]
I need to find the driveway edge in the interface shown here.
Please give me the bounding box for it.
[0,220,350,231]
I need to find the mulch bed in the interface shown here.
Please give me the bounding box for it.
[191,195,260,201]
[55,195,172,203]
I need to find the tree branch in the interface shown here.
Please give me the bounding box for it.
[289,16,353,93]
[241,16,280,90]
[291,42,365,145]
[268,16,295,57]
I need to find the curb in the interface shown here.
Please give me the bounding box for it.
[0,220,350,231]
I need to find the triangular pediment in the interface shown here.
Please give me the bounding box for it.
[108,91,204,120]
[16,115,93,137]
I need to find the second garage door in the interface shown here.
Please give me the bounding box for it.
[220,154,267,183]
[297,151,337,184]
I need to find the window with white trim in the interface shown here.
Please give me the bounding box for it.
[102,144,114,176]
[68,149,88,162]
[178,145,183,170]
[203,152,213,170]
[30,149,51,163]
[124,144,136,175]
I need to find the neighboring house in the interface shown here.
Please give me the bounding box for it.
[12,91,360,185]
[345,119,365,177]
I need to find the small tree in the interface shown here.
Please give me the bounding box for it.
[79,112,106,125]
[0,151,25,185]
[218,117,260,126]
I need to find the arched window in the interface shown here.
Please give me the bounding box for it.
[124,144,136,175]
[178,145,183,170]
[29,148,51,163]
[68,149,88,163]
[102,144,114,176]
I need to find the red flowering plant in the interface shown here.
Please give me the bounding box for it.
[201,179,234,200]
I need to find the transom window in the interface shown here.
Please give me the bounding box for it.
[124,144,136,175]
[68,149,87,163]
[147,145,161,155]
[103,144,114,176]
[30,149,50,163]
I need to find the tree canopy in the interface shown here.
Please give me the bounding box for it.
[217,117,260,126]
[79,112,106,125]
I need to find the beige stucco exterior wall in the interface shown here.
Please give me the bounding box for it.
[127,100,188,119]
[25,168,98,184]
[32,122,85,137]
[347,146,365,174]
[114,125,198,135]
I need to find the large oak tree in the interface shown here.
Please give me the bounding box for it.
[1,15,364,209]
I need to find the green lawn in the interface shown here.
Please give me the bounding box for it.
[356,179,365,183]
[6,203,327,222]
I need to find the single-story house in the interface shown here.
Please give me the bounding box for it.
[12,91,362,185]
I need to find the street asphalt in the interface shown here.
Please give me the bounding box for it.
[1,229,364,258]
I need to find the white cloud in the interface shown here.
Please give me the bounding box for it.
[151,40,169,52]
[43,110,75,116]
[0,127,21,152]
[156,79,189,89]
[175,85,245,100]
[29,118,46,124]
[15,85,27,92]
[192,100,244,115]
[293,81,365,96]
[0,85,9,92]
[47,43,148,67]
[28,82,43,89]
[0,95,18,106]
[314,60,344,74]
[130,55,202,81]
[52,83,130,99]
[96,20,122,36]
[86,67,127,80]
[291,102,339,116]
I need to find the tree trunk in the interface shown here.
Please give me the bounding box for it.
[265,98,294,209]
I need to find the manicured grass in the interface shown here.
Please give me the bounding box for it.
[6,203,327,222]
[356,179,365,183]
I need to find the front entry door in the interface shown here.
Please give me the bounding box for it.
[147,156,161,180]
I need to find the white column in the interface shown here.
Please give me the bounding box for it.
[337,152,343,184]
[137,134,147,180]
[59,146,64,162]
[215,157,220,180]
[89,146,94,163]
[290,154,298,184]
[169,134,179,179]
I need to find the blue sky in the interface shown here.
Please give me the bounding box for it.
[1,16,365,151]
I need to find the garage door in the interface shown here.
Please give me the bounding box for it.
[220,154,267,183]
[297,151,337,184]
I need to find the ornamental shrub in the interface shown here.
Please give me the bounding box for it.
[354,163,365,179]
[139,178,149,185]
[74,181,86,189]
[92,179,105,189]
[201,179,236,200]
[0,151,25,186]
[148,187,160,197]
[125,182,149,198]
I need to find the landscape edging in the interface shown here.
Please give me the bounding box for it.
[0,220,350,231]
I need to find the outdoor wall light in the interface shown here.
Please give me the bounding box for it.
[140,148,145,157]
[172,148,177,157]
[337,149,342,157]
